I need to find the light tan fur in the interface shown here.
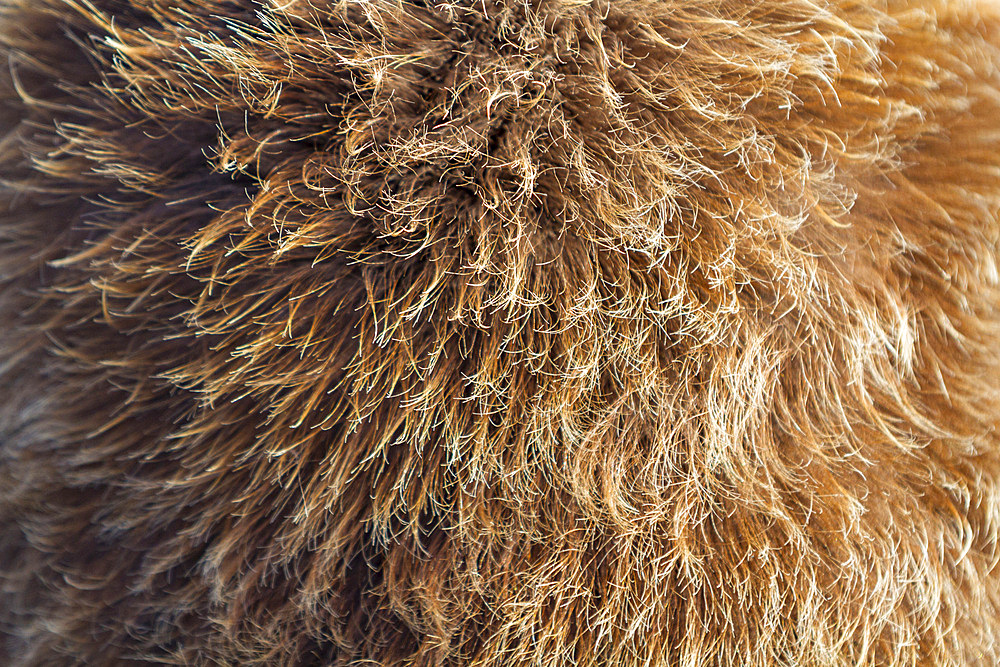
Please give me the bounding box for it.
[2,0,1000,664]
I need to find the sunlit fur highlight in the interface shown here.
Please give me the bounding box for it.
[2,0,1000,664]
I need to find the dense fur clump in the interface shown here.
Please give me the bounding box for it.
[2,0,1000,664]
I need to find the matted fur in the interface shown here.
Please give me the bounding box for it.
[2,0,1000,664]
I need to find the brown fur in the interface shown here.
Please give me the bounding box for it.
[2,0,1000,664]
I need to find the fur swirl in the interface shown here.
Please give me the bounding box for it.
[2,0,1000,664]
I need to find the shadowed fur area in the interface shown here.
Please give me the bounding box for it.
[2,0,1000,664]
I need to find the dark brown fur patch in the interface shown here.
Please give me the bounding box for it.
[2,0,1000,664]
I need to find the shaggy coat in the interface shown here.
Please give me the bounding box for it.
[2,0,1000,664]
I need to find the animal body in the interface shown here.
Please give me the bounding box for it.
[2,0,1000,664]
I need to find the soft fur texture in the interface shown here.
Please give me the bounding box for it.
[2,0,1000,664]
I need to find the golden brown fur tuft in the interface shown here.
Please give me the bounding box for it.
[2,0,1000,664]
